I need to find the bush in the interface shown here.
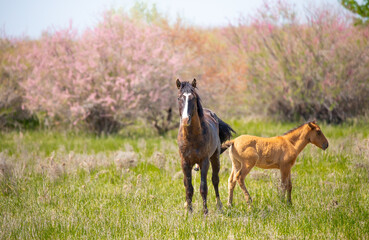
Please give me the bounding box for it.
[19,11,184,134]
[0,38,37,130]
[229,2,369,123]
[2,2,369,130]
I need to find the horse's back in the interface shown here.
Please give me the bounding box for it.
[203,108,220,140]
[204,108,235,144]
[203,108,218,125]
[203,109,221,154]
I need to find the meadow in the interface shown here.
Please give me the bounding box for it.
[1,120,368,239]
[1,0,369,239]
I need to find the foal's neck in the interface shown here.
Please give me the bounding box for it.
[283,125,310,154]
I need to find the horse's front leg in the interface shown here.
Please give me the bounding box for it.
[200,159,210,215]
[182,162,194,213]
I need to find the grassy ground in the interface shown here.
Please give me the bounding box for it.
[0,120,369,239]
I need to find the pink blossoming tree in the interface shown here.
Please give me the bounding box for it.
[22,11,184,134]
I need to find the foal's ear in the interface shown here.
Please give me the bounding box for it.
[176,79,181,89]
[191,78,197,88]
[308,121,316,129]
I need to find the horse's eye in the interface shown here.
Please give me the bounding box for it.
[317,130,321,135]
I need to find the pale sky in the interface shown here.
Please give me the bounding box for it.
[0,0,342,39]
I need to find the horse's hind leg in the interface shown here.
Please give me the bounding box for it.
[200,159,210,215]
[182,162,194,213]
[210,149,223,210]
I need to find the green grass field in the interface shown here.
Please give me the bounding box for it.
[1,120,369,239]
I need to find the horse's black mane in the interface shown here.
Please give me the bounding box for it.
[179,81,204,118]
[282,120,315,136]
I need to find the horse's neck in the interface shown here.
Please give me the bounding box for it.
[283,126,309,154]
[181,113,203,138]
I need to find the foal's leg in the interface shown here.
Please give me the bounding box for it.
[236,149,257,205]
[200,159,210,215]
[280,167,292,204]
[210,149,222,210]
[227,152,240,206]
[237,165,254,204]
[227,169,236,206]
[182,162,194,213]
[287,175,292,204]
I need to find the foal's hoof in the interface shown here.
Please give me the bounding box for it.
[227,202,233,207]
[194,164,200,171]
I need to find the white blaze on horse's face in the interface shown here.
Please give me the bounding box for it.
[181,93,192,120]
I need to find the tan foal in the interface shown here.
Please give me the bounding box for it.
[221,121,328,205]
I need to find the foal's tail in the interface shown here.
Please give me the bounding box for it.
[220,140,234,154]
[218,117,236,144]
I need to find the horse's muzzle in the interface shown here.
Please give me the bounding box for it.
[182,116,191,126]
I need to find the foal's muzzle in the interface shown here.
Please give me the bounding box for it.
[322,142,329,150]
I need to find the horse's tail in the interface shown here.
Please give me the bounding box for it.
[218,117,236,144]
[220,140,234,154]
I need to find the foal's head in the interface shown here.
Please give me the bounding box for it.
[176,78,203,126]
[306,121,329,150]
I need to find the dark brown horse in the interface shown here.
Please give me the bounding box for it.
[176,79,235,214]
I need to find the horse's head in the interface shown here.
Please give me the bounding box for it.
[306,121,329,150]
[176,78,203,126]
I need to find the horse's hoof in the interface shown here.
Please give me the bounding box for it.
[186,208,193,214]
[227,202,233,207]
[194,165,199,171]
[216,200,223,211]
[184,201,193,213]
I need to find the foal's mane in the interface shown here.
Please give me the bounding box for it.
[282,121,315,136]
[179,81,204,119]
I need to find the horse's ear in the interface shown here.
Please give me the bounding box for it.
[191,78,197,88]
[308,121,316,129]
[176,79,181,89]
